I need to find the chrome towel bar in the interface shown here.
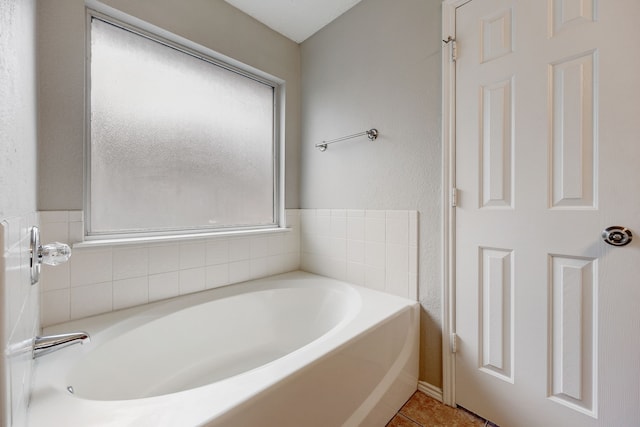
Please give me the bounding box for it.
[316,128,378,152]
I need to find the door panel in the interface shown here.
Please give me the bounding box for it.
[454,1,640,426]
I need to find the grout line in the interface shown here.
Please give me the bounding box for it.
[398,412,424,427]
[396,391,493,427]
[392,413,423,427]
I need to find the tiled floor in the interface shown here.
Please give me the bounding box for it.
[387,391,497,427]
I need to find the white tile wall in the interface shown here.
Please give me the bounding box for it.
[38,208,416,327]
[148,271,179,302]
[1,213,40,427]
[39,210,301,327]
[301,209,418,300]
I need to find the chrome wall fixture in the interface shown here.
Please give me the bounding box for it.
[33,331,90,359]
[30,226,72,285]
[316,128,378,152]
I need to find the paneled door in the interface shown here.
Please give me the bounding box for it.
[453,0,640,426]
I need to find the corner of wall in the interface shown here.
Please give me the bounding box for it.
[1,0,41,424]
[0,221,7,427]
[299,209,418,300]
[1,214,40,427]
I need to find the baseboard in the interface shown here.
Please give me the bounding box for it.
[417,381,443,402]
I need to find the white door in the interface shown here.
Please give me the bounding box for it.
[453,0,640,426]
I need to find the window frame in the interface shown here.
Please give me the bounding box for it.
[83,7,285,241]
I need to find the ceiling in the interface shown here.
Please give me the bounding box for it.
[224,0,363,43]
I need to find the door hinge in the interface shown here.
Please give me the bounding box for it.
[451,333,458,353]
[443,36,457,62]
[451,188,458,207]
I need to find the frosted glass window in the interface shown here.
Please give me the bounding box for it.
[89,17,277,235]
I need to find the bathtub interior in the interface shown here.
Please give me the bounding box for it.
[67,284,360,400]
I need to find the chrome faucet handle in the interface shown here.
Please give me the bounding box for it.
[39,242,72,266]
[30,226,73,284]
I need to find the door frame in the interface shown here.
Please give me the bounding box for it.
[441,0,471,408]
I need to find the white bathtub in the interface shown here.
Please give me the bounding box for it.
[29,271,419,426]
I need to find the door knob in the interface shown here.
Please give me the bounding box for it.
[602,226,632,246]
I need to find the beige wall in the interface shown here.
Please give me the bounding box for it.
[1,0,38,219]
[37,0,301,210]
[1,1,40,425]
[300,0,443,387]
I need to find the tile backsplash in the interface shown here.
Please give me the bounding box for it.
[1,213,40,427]
[39,210,301,326]
[300,209,418,300]
[38,208,418,327]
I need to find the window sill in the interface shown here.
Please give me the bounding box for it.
[73,227,291,249]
